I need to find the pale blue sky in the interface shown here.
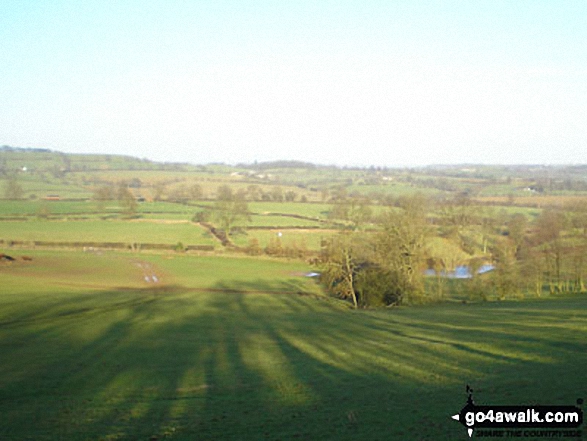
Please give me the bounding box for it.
[1,1,586,166]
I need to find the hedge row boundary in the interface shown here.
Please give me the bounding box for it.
[0,239,214,252]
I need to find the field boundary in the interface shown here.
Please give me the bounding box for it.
[0,239,214,252]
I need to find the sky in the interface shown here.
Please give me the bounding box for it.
[1,1,586,167]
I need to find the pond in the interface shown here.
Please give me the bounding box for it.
[424,264,494,279]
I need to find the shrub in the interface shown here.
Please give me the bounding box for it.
[246,238,262,256]
[355,268,402,307]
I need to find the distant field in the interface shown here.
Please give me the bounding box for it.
[247,214,325,228]
[69,170,214,182]
[233,228,336,251]
[65,171,321,201]
[475,184,522,196]
[0,219,216,246]
[0,200,196,216]
[195,201,334,221]
[477,195,587,208]
[248,202,331,218]
[0,200,94,215]
[0,250,584,440]
[21,182,90,197]
[346,182,442,197]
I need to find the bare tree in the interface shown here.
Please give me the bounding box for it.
[535,208,565,293]
[320,233,364,308]
[490,239,520,300]
[117,182,137,215]
[348,196,373,230]
[284,190,297,202]
[216,184,233,202]
[374,198,430,304]
[93,185,114,211]
[213,188,250,235]
[152,181,167,201]
[508,213,528,257]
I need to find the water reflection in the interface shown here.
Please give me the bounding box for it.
[424,264,495,279]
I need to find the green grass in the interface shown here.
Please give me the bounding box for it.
[232,228,335,251]
[247,214,325,228]
[0,251,585,440]
[346,182,442,197]
[136,202,197,214]
[0,200,195,216]
[21,183,92,199]
[140,213,194,221]
[476,184,521,196]
[0,200,96,215]
[247,201,332,219]
[0,219,216,246]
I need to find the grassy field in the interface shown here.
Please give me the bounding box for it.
[346,182,442,197]
[0,200,195,216]
[0,200,93,216]
[247,215,325,228]
[0,220,216,246]
[0,251,585,440]
[476,195,587,208]
[190,201,333,220]
[232,228,334,251]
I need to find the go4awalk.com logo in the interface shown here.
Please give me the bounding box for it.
[451,386,583,438]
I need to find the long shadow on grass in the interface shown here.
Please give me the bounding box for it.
[1,283,586,440]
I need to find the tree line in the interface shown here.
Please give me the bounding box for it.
[319,194,587,308]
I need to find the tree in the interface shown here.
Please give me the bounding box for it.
[246,237,262,256]
[347,196,372,230]
[189,184,203,200]
[425,257,447,300]
[36,202,51,219]
[519,247,546,297]
[216,184,233,202]
[270,186,284,202]
[328,198,349,221]
[479,207,498,254]
[535,208,566,293]
[247,184,262,201]
[568,200,587,237]
[374,199,430,304]
[323,194,431,307]
[284,190,297,202]
[320,233,363,308]
[265,235,284,257]
[425,238,468,300]
[354,266,403,307]
[566,200,587,292]
[152,181,167,201]
[117,182,137,215]
[438,192,476,244]
[507,213,528,257]
[169,184,186,202]
[3,174,24,200]
[490,239,520,300]
[467,257,488,301]
[213,188,250,235]
[93,185,114,211]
